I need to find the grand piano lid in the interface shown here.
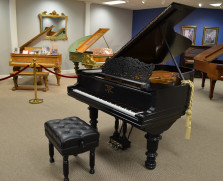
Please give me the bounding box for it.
[112,2,196,64]
[68,28,109,53]
[68,35,92,53]
[194,43,223,62]
[19,25,54,52]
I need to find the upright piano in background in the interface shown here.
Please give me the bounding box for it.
[180,45,210,77]
[9,26,62,85]
[68,3,195,169]
[194,44,223,99]
[69,28,113,74]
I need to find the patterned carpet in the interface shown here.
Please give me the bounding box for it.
[0,75,222,181]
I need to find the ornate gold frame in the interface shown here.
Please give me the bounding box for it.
[39,10,68,40]
[181,25,197,45]
[202,26,219,46]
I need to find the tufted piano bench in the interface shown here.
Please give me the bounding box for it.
[44,116,99,181]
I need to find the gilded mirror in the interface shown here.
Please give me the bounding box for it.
[39,10,68,40]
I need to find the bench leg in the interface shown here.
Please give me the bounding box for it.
[49,142,54,163]
[12,76,18,91]
[89,148,95,174]
[43,76,49,91]
[54,67,61,86]
[63,156,69,181]
[37,68,43,85]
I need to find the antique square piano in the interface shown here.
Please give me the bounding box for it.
[68,3,195,169]
[9,25,62,86]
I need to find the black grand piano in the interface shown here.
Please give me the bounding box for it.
[68,3,195,170]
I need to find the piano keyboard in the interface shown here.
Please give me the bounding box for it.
[73,89,143,117]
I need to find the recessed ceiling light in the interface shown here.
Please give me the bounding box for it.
[210,3,222,7]
[142,0,147,4]
[199,3,202,7]
[103,1,127,5]
[161,0,166,5]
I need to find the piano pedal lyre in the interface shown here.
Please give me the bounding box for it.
[109,119,132,150]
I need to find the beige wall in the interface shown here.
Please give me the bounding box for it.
[16,0,86,71]
[0,0,132,75]
[90,4,132,52]
[0,0,11,75]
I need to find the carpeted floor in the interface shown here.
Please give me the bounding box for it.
[0,75,222,181]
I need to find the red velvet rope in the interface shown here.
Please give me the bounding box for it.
[39,64,77,78]
[0,65,30,81]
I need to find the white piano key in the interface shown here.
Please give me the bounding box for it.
[73,89,143,117]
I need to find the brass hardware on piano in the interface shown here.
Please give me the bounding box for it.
[69,28,113,74]
[105,84,114,94]
[68,3,195,169]
[108,139,123,150]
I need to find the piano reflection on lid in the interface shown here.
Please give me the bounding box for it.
[68,2,195,170]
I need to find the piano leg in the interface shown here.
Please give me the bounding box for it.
[145,133,162,170]
[74,62,79,75]
[13,66,20,72]
[201,72,207,88]
[89,106,98,130]
[209,79,216,99]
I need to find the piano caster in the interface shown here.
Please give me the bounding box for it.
[145,153,157,170]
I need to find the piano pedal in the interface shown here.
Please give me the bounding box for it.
[109,137,130,150]
[108,139,120,150]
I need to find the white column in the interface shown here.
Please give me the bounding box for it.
[9,0,18,52]
[85,2,91,36]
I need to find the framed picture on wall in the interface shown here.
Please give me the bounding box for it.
[181,25,197,45]
[202,27,219,46]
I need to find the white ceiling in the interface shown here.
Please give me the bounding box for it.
[78,0,223,10]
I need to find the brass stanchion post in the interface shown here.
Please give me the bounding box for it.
[29,59,43,104]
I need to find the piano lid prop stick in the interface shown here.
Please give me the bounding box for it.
[102,36,110,48]
[29,59,43,104]
[181,80,194,140]
[159,27,185,80]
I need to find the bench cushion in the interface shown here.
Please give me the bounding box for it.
[45,117,99,155]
